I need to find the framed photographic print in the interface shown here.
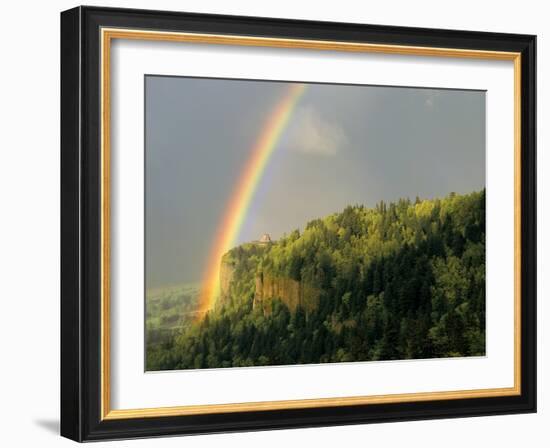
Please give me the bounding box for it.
[60,6,536,442]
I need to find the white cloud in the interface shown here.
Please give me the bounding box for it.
[424,91,441,109]
[287,105,348,156]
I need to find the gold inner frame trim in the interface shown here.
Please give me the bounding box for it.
[100,27,522,421]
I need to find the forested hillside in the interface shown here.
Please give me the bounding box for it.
[146,190,485,371]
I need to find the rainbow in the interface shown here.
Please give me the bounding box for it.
[196,83,307,316]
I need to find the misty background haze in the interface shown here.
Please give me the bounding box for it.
[145,76,485,290]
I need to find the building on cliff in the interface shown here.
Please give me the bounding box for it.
[257,233,273,245]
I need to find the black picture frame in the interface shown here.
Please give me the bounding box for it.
[61,5,536,442]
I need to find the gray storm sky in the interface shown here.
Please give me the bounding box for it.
[145,76,485,289]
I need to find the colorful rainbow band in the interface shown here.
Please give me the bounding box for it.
[196,83,307,316]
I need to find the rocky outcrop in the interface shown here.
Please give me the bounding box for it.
[253,272,320,315]
[219,261,234,298]
[218,247,320,316]
[217,259,235,308]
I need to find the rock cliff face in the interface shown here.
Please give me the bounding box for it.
[253,272,320,315]
[218,257,320,315]
[217,259,235,308]
[219,261,234,298]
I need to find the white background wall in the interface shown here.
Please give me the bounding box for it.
[0,0,546,446]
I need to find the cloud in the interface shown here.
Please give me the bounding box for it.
[424,91,441,109]
[287,105,348,156]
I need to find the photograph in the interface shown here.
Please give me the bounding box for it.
[145,76,487,371]
[57,5,537,442]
